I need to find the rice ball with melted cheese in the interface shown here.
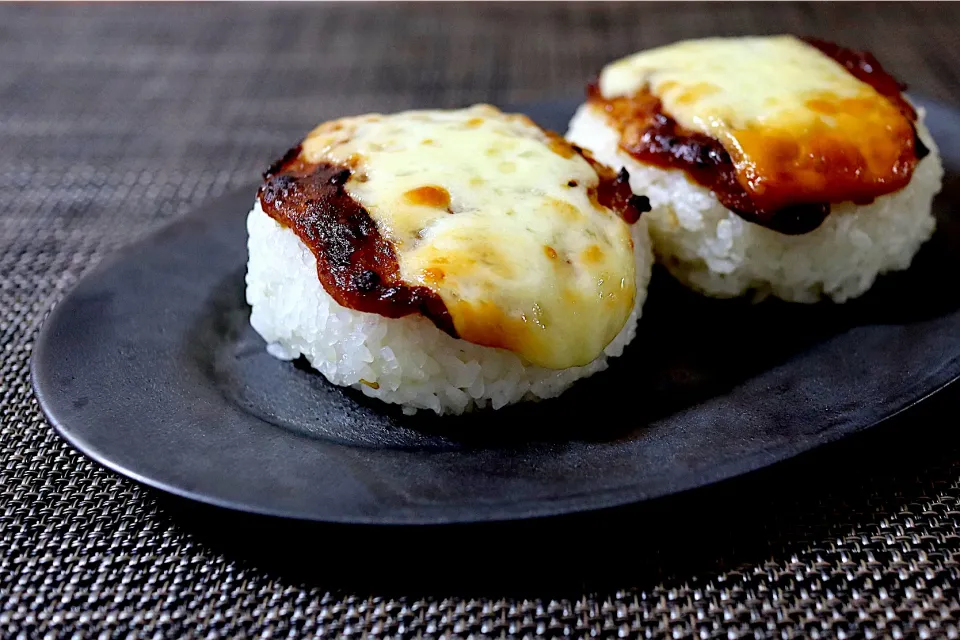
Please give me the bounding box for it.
[246,105,652,415]
[566,36,944,303]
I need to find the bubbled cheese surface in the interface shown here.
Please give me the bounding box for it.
[299,105,637,369]
[597,36,917,210]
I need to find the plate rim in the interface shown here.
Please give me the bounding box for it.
[29,95,960,524]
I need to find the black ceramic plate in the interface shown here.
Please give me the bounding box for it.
[32,98,960,524]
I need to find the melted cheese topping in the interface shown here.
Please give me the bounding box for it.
[299,105,636,369]
[598,36,917,210]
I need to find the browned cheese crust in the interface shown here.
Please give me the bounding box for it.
[587,38,928,235]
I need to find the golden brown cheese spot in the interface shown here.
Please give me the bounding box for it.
[801,37,918,120]
[547,198,582,222]
[730,99,918,210]
[421,267,446,284]
[675,82,719,105]
[544,245,558,260]
[506,113,539,130]
[414,237,516,284]
[581,244,604,264]
[806,98,839,115]
[404,185,452,209]
[465,117,485,128]
[450,299,536,356]
[547,135,578,159]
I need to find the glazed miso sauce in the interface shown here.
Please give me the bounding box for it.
[259,147,457,335]
[590,38,928,235]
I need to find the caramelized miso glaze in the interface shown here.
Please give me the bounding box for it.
[591,36,928,234]
[588,85,829,234]
[259,148,456,335]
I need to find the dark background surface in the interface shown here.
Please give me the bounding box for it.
[3,2,960,637]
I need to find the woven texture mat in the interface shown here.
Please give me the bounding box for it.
[4,3,960,637]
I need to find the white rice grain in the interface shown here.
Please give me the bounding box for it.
[566,104,944,303]
[245,202,653,415]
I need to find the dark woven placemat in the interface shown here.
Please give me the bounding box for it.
[3,3,960,637]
